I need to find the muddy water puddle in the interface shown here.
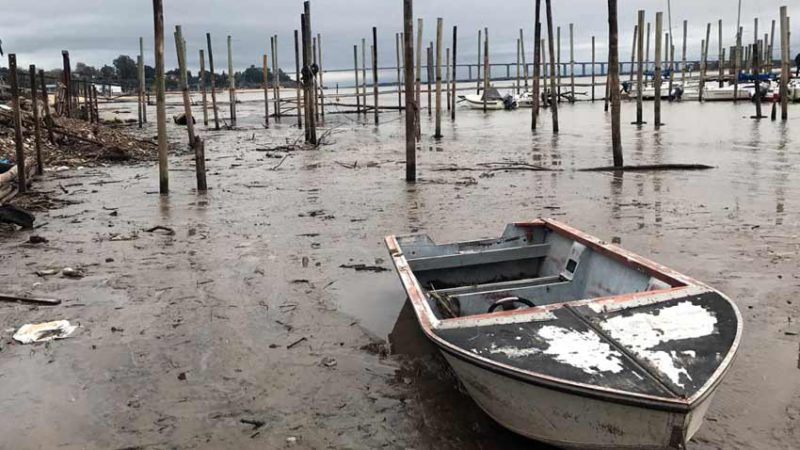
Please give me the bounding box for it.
[0,92,798,449]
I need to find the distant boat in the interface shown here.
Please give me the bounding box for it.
[386,219,742,449]
[703,82,752,101]
[459,86,515,110]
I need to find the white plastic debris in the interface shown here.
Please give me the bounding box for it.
[13,320,78,344]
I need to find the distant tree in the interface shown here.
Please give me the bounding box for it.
[74,62,99,79]
[240,65,263,85]
[144,65,155,80]
[99,65,115,80]
[113,55,138,91]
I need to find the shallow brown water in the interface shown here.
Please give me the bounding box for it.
[0,90,798,449]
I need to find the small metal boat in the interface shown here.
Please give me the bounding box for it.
[386,219,741,449]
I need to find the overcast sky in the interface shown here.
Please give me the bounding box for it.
[1,0,795,73]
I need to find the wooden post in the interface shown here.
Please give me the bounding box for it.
[446,47,451,111]
[353,44,361,113]
[635,10,645,125]
[476,29,482,94]
[227,35,236,127]
[733,11,742,103]
[681,20,687,84]
[295,30,302,127]
[545,0,558,132]
[301,14,311,139]
[434,18,443,137]
[396,33,403,110]
[569,23,575,101]
[415,19,423,137]
[654,12,663,127]
[62,50,72,118]
[317,33,325,119]
[520,29,529,91]
[153,0,168,194]
[556,26,561,100]
[263,54,270,128]
[312,36,318,121]
[273,35,282,121]
[200,49,209,126]
[752,43,763,119]
[140,37,147,123]
[372,26,379,125]
[39,70,55,144]
[427,44,433,116]
[28,65,43,176]
[608,0,623,167]
[362,38,368,115]
[302,1,317,143]
[780,6,788,120]
[452,25,458,121]
[532,0,541,129]
[629,25,638,83]
[669,41,675,100]
[207,33,220,130]
[591,35,596,101]
[403,0,415,182]
[718,20,724,87]
[516,39,521,94]
[645,21,651,80]
[770,19,776,73]
[699,23,710,102]
[8,55,26,193]
[137,52,143,127]
[483,30,489,112]
[174,26,196,147]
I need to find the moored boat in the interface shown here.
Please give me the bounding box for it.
[459,86,515,110]
[386,219,742,449]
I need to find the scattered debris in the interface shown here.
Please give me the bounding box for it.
[0,293,61,306]
[287,337,307,349]
[339,264,390,273]
[177,371,187,381]
[61,267,86,279]
[320,356,337,368]
[145,225,175,235]
[13,320,78,344]
[28,235,48,244]
[240,418,266,430]
[35,269,58,277]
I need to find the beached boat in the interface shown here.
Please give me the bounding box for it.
[459,87,514,110]
[386,219,742,449]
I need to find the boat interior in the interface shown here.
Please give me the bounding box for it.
[395,222,687,319]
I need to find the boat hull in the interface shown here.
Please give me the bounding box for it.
[442,351,711,449]
[462,94,505,110]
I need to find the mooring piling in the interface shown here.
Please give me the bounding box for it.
[353,44,361,113]
[476,28,482,94]
[591,35,596,101]
[8,54,26,193]
[227,35,237,127]
[415,19,422,138]
[206,33,220,130]
[362,37,368,116]
[779,6,788,120]
[372,27,379,125]
[294,30,302,128]
[629,25,638,84]
[200,49,209,126]
[718,20,724,87]
[140,37,147,124]
[608,0,622,167]
[532,0,541,129]
[434,18,443,137]
[520,28,529,91]
[396,33,403,111]
[516,39,521,94]
[569,23,575,102]
[29,65,43,175]
[153,0,168,194]
[446,47,451,111]
[545,0,558,132]
[654,12,663,127]
[635,10,645,125]
[174,26,196,148]
[302,1,317,144]
[681,20,687,84]
[403,0,415,182]
[451,25,457,121]
[317,33,325,119]
[137,50,143,128]
[482,29,489,112]
[263,54,270,127]
[556,25,561,100]
[62,51,72,118]
[427,44,433,116]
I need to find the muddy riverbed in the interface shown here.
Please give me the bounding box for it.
[1,92,798,449]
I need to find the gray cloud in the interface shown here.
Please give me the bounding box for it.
[1,0,795,73]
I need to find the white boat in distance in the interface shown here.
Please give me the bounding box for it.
[459,86,514,110]
[386,219,742,449]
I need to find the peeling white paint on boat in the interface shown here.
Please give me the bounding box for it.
[488,346,542,358]
[601,302,718,386]
[538,326,624,374]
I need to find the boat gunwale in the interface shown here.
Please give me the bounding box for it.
[385,219,743,413]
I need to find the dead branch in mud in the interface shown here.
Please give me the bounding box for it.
[580,164,715,172]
